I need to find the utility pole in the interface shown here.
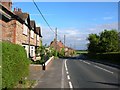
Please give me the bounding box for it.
[64,35,66,56]
[64,35,66,48]
[55,28,58,56]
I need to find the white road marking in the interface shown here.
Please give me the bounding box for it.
[61,60,65,88]
[64,59,73,89]
[65,59,68,71]
[67,75,70,80]
[69,81,73,89]
[94,65,114,74]
[66,71,69,74]
[83,61,91,65]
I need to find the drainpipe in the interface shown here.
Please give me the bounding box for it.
[28,28,31,58]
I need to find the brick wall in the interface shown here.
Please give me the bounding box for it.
[30,31,36,46]
[1,20,16,43]
[15,21,29,45]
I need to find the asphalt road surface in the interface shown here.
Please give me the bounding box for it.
[63,57,120,89]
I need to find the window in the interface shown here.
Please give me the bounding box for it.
[31,30,34,38]
[23,24,28,35]
[37,35,39,41]
[30,46,35,57]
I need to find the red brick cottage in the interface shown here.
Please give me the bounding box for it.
[0,1,42,59]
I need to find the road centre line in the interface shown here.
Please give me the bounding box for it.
[94,65,114,74]
[66,71,69,74]
[69,81,73,89]
[67,75,70,80]
[65,59,68,71]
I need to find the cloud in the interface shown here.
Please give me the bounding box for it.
[103,16,113,20]
[87,22,118,34]
[41,22,118,50]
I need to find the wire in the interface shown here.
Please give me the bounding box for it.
[33,0,55,33]
[33,0,68,46]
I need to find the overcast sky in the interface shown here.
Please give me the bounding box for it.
[12,2,118,50]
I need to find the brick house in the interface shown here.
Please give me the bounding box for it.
[0,1,42,59]
[50,39,64,52]
[50,39,75,56]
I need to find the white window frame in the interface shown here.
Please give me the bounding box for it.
[22,45,29,58]
[30,46,35,57]
[31,30,34,38]
[37,35,39,41]
[23,24,28,35]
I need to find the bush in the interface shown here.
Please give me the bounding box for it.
[2,41,30,89]
[87,52,120,65]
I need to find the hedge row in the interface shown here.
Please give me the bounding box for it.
[86,52,120,65]
[2,41,30,89]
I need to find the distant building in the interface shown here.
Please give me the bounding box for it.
[0,1,42,59]
[50,39,75,56]
[50,39,64,52]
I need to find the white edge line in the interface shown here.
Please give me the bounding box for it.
[94,65,114,74]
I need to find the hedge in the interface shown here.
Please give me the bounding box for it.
[86,52,120,65]
[2,41,30,89]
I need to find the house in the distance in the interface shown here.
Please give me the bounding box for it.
[50,39,75,56]
[0,1,42,59]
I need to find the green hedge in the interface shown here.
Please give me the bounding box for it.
[86,52,120,65]
[2,41,30,89]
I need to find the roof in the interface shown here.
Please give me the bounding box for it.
[14,12,29,21]
[30,20,36,31]
[0,3,24,23]
[30,20,35,28]
[36,27,42,37]
[57,41,64,48]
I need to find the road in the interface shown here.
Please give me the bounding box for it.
[35,56,120,89]
[65,58,119,88]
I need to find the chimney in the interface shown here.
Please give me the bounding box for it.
[13,8,22,14]
[1,0,12,11]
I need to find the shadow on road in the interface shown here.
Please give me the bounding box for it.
[88,81,120,87]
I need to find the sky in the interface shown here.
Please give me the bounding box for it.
[12,2,118,50]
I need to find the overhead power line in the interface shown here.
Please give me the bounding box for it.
[33,0,68,46]
[33,0,55,33]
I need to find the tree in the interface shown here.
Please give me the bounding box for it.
[87,34,100,53]
[99,30,119,52]
[87,29,119,53]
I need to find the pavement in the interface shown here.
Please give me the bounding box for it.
[29,58,69,88]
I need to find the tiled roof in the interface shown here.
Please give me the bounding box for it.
[57,41,64,48]
[30,20,36,29]
[36,27,42,37]
[14,12,29,21]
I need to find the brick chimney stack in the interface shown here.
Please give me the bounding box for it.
[1,0,12,11]
[13,8,22,14]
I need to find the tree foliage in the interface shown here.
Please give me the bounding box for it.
[88,29,119,53]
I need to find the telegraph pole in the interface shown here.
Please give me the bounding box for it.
[64,35,66,48]
[55,28,57,50]
[55,28,58,57]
